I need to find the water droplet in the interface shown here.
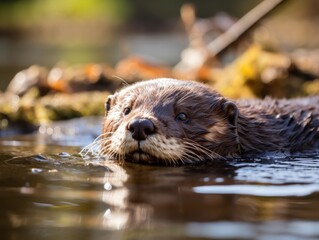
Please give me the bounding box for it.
[104,182,112,190]
[215,177,224,183]
[31,168,43,173]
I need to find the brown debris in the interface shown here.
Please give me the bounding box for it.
[115,56,173,83]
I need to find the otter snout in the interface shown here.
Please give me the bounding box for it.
[128,118,155,141]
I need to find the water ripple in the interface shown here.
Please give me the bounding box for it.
[233,155,319,184]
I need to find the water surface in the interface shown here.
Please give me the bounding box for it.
[1,125,319,240]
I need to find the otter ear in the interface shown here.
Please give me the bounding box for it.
[223,101,238,126]
[105,94,117,115]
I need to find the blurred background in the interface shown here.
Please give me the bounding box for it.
[0,0,319,90]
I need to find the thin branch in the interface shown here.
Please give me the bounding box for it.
[207,0,287,57]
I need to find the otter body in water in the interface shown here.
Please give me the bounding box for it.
[102,78,319,165]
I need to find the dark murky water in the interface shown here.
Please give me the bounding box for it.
[1,119,319,240]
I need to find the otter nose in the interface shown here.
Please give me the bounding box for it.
[128,118,155,141]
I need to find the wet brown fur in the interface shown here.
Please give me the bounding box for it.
[236,97,319,153]
[102,78,319,164]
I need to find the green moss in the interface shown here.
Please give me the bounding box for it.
[0,0,131,28]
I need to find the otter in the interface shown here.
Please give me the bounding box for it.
[101,78,319,165]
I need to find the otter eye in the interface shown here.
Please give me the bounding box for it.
[123,107,131,115]
[176,112,188,122]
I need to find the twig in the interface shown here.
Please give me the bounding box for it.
[207,0,287,57]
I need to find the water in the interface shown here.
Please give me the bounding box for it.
[1,121,319,240]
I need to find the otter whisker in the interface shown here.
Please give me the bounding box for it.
[80,140,101,155]
[179,151,200,164]
[183,144,210,160]
[115,140,129,163]
[176,152,188,165]
[90,132,114,142]
[112,75,130,86]
[186,144,222,161]
[179,158,185,165]
[100,142,116,156]
[183,141,209,157]
[102,148,117,160]
[183,148,205,162]
[80,138,113,156]
[80,131,114,155]
[120,145,126,162]
[99,142,112,155]
[176,91,195,105]
[163,150,176,166]
[84,138,111,150]
[184,138,222,158]
[183,140,225,161]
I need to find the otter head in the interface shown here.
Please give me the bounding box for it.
[102,78,240,165]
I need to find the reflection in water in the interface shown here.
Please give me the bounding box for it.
[193,184,319,197]
[186,221,319,239]
[1,136,319,239]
